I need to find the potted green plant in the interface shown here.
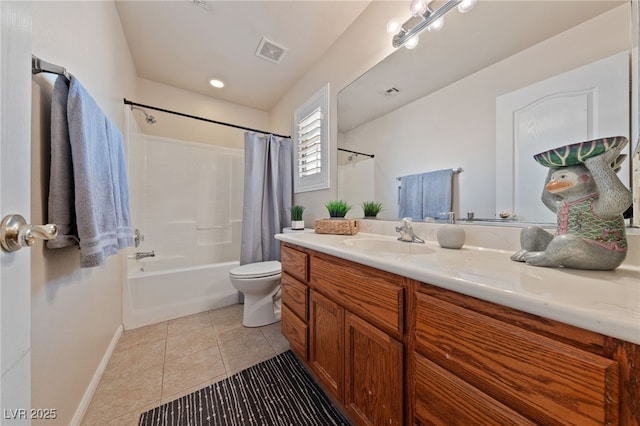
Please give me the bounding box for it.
[290,205,305,230]
[362,201,383,218]
[325,200,352,218]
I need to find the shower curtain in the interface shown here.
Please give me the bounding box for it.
[240,133,293,265]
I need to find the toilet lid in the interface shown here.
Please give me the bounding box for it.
[229,261,282,279]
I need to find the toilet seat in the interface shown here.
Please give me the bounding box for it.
[229,261,281,279]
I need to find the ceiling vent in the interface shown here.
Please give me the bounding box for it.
[255,37,288,64]
[190,0,210,10]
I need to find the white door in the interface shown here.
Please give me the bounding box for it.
[496,52,630,223]
[0,2,32,423]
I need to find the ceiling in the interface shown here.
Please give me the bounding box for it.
[115,0,371,112]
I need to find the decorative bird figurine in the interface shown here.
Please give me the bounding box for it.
[511,137,632,270]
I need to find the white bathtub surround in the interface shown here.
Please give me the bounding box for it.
[275,223,640,345]
[124,260,241,329]
[126,130,244,265]
[124,123,245,330]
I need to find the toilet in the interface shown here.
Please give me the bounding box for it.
[229,260,282,327]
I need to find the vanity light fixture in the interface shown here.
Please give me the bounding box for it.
[391,0,476,48]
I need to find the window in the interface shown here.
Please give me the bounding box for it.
[294,84,329,193]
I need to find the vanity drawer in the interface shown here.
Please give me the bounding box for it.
[310,255,403,338]
[281,272,307,321]
[415,292,619,425]
[281,245,308,283]
[414,352,536,426]
[281,304,308,359]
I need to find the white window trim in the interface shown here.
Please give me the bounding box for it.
[294,83,330,193]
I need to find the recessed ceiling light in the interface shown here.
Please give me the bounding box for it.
[209,78,224,88]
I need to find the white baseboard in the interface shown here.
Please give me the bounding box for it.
[70,324,124,426]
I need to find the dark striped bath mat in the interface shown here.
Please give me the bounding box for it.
[138,350,351,426]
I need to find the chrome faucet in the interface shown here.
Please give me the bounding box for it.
[135,250,155,260]
[395,218,425,243]
[134,229,144,248]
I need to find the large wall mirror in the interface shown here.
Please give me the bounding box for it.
[338,1,639,226]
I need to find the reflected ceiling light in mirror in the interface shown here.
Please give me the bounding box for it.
[392,0,476,48]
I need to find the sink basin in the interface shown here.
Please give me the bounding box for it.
[343,238,435,255]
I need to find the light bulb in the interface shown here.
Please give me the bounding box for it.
[209,78,225,88]
[457,0,476,13]
[386,18,401,34]
[409,0,428,16]
[404,34,419,49]
[427,16,444,32]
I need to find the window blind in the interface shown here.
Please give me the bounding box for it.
[297,107,322,177]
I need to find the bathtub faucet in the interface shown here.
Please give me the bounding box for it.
[135,251,155,260]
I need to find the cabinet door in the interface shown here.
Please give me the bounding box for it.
[309,290,344,402]
[345,312,403,426]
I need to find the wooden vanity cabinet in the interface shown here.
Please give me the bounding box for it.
[410,283,632,426]
[280,245,309,359]
[310,252,405,426]
[281,243,404,426]
[280,242,640,425]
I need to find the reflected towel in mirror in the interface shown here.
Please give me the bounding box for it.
[398,169,453,220]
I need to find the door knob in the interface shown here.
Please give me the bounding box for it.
[0,214,58,252]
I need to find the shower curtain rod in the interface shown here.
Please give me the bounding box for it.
[338,147,375,158]
[123,99,290,139]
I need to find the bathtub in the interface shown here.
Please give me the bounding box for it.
[123,258,241,329]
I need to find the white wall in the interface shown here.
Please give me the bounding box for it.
[30,2,137,424]
[135,77,269,149]
[270,1,407,223]
[29,3,272,423]
[342,5,630,221]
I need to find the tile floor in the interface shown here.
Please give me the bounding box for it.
[81,304,289,425]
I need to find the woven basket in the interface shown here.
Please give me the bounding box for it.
[314,218,359,235]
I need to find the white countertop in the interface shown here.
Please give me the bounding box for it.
[275,231,640,345]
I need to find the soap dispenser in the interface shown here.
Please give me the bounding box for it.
[437,212,465,249]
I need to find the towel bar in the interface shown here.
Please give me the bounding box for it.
[32,55,70,80]
[396,167,463,181]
